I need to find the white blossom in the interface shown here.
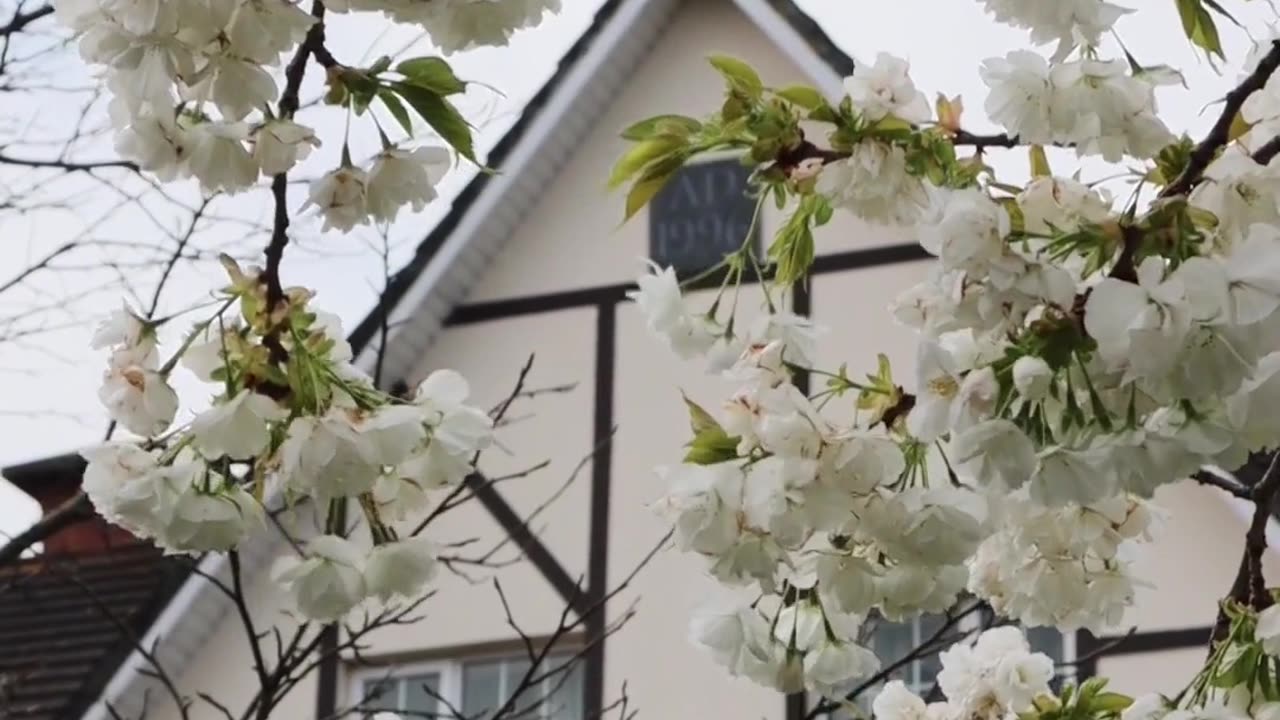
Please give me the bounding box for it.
[803,638,879,697]
[364,536,439,602]
[1012,355,1054,401]
[307,166,369,232]
[188,52,278,122]
[92,305,155,355]
[817,141,928,226]
[844,52,930,124]
[873,682,931,720]
[979,0,1129,57]
[114,111,190,181]
[274,535,367,621]
[1190,149,1280,250]
[653,463,741,556]
[401,0,562,54]
[226,0,316,63]
[81,442,160,529]
[187,122,259,194]
[253,119,319,176]
[161,482,261,553]
[627,262,717,359]
[1018,176,1113,235]
[918,188,1012,275]
[981,51,1054,144]
[279,410,384,502]
[191,390,286,459]
[366,146,450,223]
[99,354,178,438]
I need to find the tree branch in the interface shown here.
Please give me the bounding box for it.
[263,0,327,311]
[1194,469,1254,501]
[0,5,52,38]
[0,491,93,565]
[0,152,137,172]
[1212,452,1280,645]
[1163,40,1280,198]
[1252,134,1280,165]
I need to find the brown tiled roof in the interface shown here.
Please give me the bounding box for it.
[0,545,190,720]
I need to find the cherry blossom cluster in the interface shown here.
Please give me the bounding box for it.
[616,0,1280,703]
[81,259,492,621]
[50,0,559,230]
[637,262,984,694]
[876,627,1056,720]
[323,0,561,55]
[55,0,321,193]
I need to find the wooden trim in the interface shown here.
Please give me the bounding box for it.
[583,302,618,717]
[465,473,590,615]
[445,243,931,328]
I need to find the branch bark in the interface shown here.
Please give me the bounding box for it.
[263,0,328,311]
[0,491,92,565]
[1212,452,1280,645]
[1163,40,1280,198]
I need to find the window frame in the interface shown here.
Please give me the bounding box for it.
[349,658,458,718]
[347,649,583,719]
[816,612,1079,717]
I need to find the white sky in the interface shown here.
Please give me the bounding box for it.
[0,0,1273,538]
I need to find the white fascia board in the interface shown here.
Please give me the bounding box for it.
[732,0,847,98]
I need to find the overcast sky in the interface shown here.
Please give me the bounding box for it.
[0,0,1272,539]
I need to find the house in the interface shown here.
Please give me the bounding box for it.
[3,0,1279,718]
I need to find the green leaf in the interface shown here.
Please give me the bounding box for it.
[774,84,825,110]
[1176,0,1225,59]
[683,426,740,465]
[1202,0,1246,29]
[1090,693,1134,714]
[608,136,685,189]
[872,115,914,133]
[620,114,701,141]
[1212,643,1259,688]
[377,90,414,136]
[623,153,684,221]
[682,393,723,435]
[708,54,763,96]
[1030,144,1051,178]
[395,57,466,95]
[392,83,476,162]
[1152,135,1195,187]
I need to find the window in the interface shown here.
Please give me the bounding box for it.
[359,672,442,717]
[814,614,1074,718]
[351,653,584,720]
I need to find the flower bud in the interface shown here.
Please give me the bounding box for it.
[1012,355,1053,401]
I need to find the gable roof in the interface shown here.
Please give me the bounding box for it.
[0,2,858,718]
[0,544,189,720]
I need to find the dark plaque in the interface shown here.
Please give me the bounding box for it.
[649,158,759,273]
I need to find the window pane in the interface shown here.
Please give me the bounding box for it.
[1026,626,1064,661]
[542,657,584,720]
[463,661,504,718]
[462,654,583,720]
[360,679,399,712]
[401,673,441,717]
[870,619,915,684]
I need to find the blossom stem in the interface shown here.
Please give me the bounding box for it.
[157,295,237,377]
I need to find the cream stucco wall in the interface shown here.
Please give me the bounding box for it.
[142,1,1280,718]
[466,0,907,305]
